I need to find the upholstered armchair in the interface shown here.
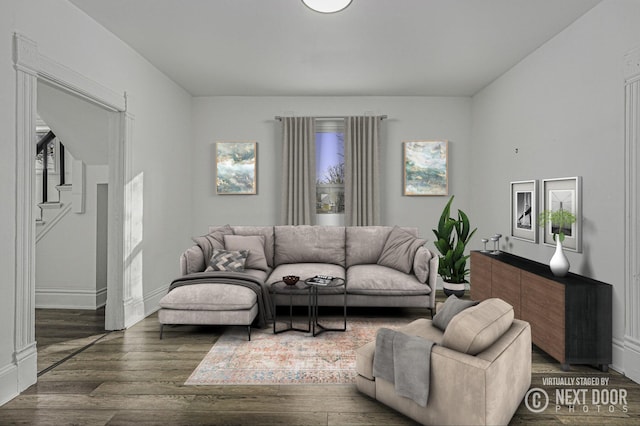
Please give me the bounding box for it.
[355,298,532,425]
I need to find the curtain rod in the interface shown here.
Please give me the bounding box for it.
[275,115,387,121]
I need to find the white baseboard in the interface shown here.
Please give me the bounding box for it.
[611,337,625,374]
[0,362,19,407]
[36,287,106,310]
[124,297,145,329]
[0,343,38,407]
[14,343,37,395]
[144,286,167,316]
[624,335,640,384]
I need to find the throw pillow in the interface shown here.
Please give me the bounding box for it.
[192,225,234,261]
[207,248,249,272]
[223,234,269,271]
[377,226,427,274]
[432,294,479,331]
[413,246,431,283]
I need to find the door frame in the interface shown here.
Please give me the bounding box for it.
[13,33,131,392]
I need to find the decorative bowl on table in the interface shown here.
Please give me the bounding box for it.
[282,275,300,286]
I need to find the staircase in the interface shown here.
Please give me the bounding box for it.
[35,130,85,241]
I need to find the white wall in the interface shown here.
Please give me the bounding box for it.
[1,0,193,404]
[35,165,108,309]
[191,96,472,245]
[470,0,640,373]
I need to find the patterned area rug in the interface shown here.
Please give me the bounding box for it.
[185,317,414,385]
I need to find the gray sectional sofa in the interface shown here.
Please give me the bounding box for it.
[165,225,438,329]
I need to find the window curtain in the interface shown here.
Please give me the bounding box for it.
[280,117,316,225]
[344,116,381,226]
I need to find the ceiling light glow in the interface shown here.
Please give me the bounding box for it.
[302,0,352,14]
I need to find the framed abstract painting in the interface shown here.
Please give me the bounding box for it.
[403,140,448,196]
[215,141,257,195]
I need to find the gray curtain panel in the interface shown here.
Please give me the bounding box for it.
[344,116,381,226]
[280,117,316,225]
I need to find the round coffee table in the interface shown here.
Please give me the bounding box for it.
[305,276,347,337]
[270,280,311,334]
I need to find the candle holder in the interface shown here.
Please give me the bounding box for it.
[491,234,502,255]
[481,238,489,253]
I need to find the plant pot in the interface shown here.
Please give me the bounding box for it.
[442,281,466,298]
[550,237,570,277]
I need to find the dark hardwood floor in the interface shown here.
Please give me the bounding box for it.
[0,302,638,425]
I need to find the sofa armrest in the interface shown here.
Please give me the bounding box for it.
[179,252,187,276]
[427,253,439,309]
[180,245,206,276]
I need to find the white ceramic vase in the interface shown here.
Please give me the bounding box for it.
[550,237,570,277]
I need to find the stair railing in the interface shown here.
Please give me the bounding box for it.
[36,131,65,204]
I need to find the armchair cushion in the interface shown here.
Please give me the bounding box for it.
[441,298,514,355]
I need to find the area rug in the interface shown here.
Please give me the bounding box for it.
[185,317,414,385]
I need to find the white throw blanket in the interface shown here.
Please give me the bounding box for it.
[372,327,435,407]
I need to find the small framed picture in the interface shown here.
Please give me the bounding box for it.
[403,140,448,196]
[541,177,582,252]
[510,180,537,243]
[215,141,257,195]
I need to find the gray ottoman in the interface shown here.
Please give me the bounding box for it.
[158,283,258,340]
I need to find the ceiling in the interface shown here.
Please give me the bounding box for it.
[68,0,601,97]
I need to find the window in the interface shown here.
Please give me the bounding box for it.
[315,121,344,225]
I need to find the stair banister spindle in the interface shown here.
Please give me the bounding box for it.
[41,141,48,203]
[59,143,65,186]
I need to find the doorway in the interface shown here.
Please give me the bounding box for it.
[13,33,129,393]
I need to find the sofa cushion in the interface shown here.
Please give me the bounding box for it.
[347,265,432,296]
[377,226,426,274]
[193,225,234,261]
[183,245,206,274]
[346,226,418,268]
[224,235,269,272]
[206,248,249,272]
[221,226,276,268]
[432,294,479,331]
[159,283,257,311]
[441,298,514,355]
[274,226,346,266]
[412,246,432,283]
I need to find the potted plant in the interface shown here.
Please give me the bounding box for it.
[538,208,576,277]
[432,196,477,297]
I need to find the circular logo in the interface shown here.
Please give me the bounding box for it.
[525,388,549,413]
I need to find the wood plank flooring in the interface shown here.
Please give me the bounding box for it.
[1,303,638,425]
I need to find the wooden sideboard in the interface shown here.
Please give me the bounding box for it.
[470,251,612,371]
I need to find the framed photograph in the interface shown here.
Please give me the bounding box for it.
[403,140,448,196]
[215,141,257,195]
[510,180,537,243]
[541,177,582,252]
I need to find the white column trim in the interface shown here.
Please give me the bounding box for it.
[624,46,640,384]
[13,35,38,394]
[105,111,131,330]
